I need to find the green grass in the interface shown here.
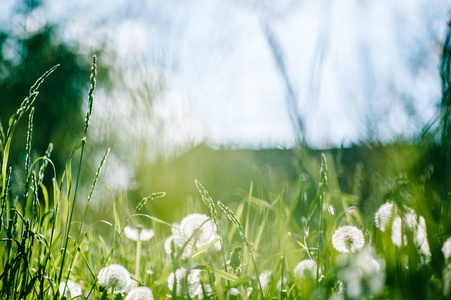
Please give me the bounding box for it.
[1,56,451,300]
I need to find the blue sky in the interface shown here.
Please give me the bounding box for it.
[1,0,450,149]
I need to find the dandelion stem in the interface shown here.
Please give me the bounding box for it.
[136,227,142,280]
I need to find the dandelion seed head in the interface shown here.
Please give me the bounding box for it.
[391,210,430,263]
[180,213,218,248]
[125,287,154,300]
[332,226,365,253]
[328,204,335,216]
[404,207,418,229]
[98,264,131,293]
[166,214,221,259]
[229,288,240,296]
[276,277,288,291]
[259,270,271,291]
[294,259,317,280]
[164,236,175,256]
[416,216,431,263]
[442,237,451,260]
[167,267,185,296]
[390,216,403,247]
[374,202,394,232]
[164,235,193,259]
[164,224,194,259]
[167,267,203,298]
[124,226,154,241]
[336,247,384,299]
[59,279,82,299]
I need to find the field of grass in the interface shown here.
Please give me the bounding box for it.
[1,54,451,300]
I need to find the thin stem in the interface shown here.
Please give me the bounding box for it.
[316,194,322,287]
[136,226,142,280]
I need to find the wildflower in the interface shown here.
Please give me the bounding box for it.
[124,226,154,241]
[167,267,203,298]
[164,225,193,259]
[259,270,271,291]
[180,213,221,249]
[404,207,418,229]
[336,247,384,299]
[327,204,335,216]
[229,288,240,296]
[246,287,253,297]
[390,216,404,247]
[415,216,431,263]
[294,259,318,280]
[165,214,221,259]
[125,287,154,300]
[389,206,418,247]
[98,264,131,293]
[442,237,451,260]
[276,277,288,291]
[387,207,431,262]
[374,202,394,232]
[59,279,82,299]
[332,226,365,253]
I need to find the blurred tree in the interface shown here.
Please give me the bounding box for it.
[0,0,107,182]
[441,20,451,195]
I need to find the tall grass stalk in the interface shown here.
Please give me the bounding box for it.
[217,200,265,299]
[56,55,97,294]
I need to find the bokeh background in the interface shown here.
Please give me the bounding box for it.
[1,0,450,222]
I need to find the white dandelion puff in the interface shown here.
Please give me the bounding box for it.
[229,288,240,296]
[59,279,82,299]
[98,264,131,293]
[391,216,404,247]
[167,267,203,298]
[332,226,365,253]
[164,234,193,260]
[404,207,418,229]
[259,270,271,291]
[336,247,385,299]
[415,216,431,263]
[276,277,288,291]
[167,268,185,297]
[125,287,154,300]
[124,226,154,241]
[374,202,395,232]
[328,204,335,216]
[389,207,430,263]
[164,223,191,259]
[180,213,220,249]
[165,214,221,259]
[442,237,451,260]
[294,259,317,280]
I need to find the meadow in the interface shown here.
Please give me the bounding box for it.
[1,51,451,300]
